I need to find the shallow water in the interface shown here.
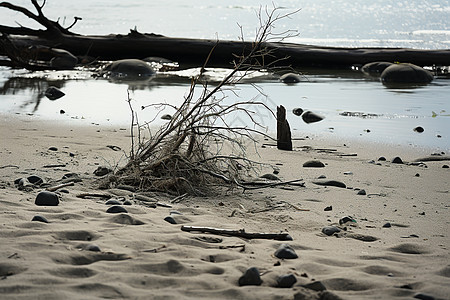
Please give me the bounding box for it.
[1,1,449,151]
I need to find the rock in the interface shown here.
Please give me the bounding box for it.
[94,166,113,176]
[161,114,172,120]
[339,216,356,225]
[35,191,59,206]
[302,111,324,124]
[31,215,49,223]
[238,267,262,286]
[378,156,387,161]
[105,199,122,205]
[48,146,58,151]
[357,189,366,195]
[103,59,156,79]
[318,175,327,179]
[312,180,346,188]
[414,126,424,133]
[164,216,177,224]
[62,173,80,180]
[383,222,392,228]
[322,226,341,236]
[303,160,325,168]
[391,157,404,164]
[27,175,44,185]
[324,206,332,211]
[260,173,280,181]
[277,274,297,288]
[320,291,344,300]
[443,165,449,169]
[44,86,65,100]
[280,72,301,84]
[361,61,393,76]
[381,63,434,85]
[413,293,435,300]
[123,200,132,205]
[86,244,101,252]
[106,205,128,214]
[274,244,298,259]
[303,281,327,291]
[292,107,304,116]
[415,173,420,177]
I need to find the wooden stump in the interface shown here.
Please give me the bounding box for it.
[277,105,292,151]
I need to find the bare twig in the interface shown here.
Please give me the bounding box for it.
[181,226,293,241]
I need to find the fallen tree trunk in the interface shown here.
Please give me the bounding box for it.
[1,1,449,69]
[2,32,450,69]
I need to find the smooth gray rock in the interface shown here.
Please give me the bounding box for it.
[35,191,59,206]
[361,61,393,76]
[303,281,327,291]
[103,59,156,79]
[31,215,49,223]
[293,107,304,116]
[303,160,325,168]
[238,267,262,286]
[302,111,324,124]
[277,274,297,288]
[322,226,341,236]
[274,244,298,259]
[381,63,433,84]
[280,73,301,83]
[312,180,346,188]
[45,86,65,100]
[106,205,128,214]
[391,157,404,164]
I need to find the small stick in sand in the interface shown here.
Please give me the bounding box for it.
[46,182,74,192]
[76,193,112,200]
[181,226,293,241]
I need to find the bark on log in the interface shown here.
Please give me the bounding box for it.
[277,105,292,151]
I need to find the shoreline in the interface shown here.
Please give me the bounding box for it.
[1,112,449,299]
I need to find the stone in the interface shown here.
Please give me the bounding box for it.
[339,216,356,225]
[277,274,297,288]
[94,166,113,176]
[357,189,366,195]
[280,72,301,84]
[414,293,436,300]
[312,180,346,188]
[302,111,324,124]
[27,175,44,185]
[391,157,404,164]
[324,206,332,211]
[361,61,393,76]
[164,216,177,224]
[31,215,49,223]
[378,156,387,161]
[35,191,59,206]
[238,267,262,286]
[383,222,392,228]
[106,205,128,214]
[414,126,424,133]
[303,160,325,168]
[443,165,449,169]
[322,226,341,236]
[260,173,280,181]
[123,200,132,205]
[274,244,298,259]
[105,199,122,205]
[381,63,434,85]
[44,86,65,100]
[103,59,156,79]
[86,244,101,252]
[303,281,327,291]
[48,146,58,151]
[292,107,304,116]
[161,114,172,120]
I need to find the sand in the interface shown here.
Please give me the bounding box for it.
[0,113,449,300]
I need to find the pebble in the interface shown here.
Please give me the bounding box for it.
[277,274,297,288]
[27,175,44,185]
[414,293,436,300]
[238,267,262,286]
[357,189,367,195]
[339,216,356,225]
[31,215,49,223]
[170,210,183,215]
[164,216,177,224]
[302,111,324,124]
[317,175,327,179]
[48,146,58,151]
[382,222,392,228]
[415,173,420,177]
[324,206,333,211]
[44,86,65,100]
[292,107,304,116]
[86,244,101,252]
[35,191,59,206]
[105,199,122,205]
[280,73,301,84]
[413,126,424,133]
[260,173,280,181]
[161,114,172,120]
[312,180,346,188]
[378,156,386,161]
[274,244,298,259]
[94,166,113,176]
[106,206,128,213]
[443,165,449,169]
[322,226,341,236]
[303,160,325,168]
[123,200,133,205]
[303,281,327,292]
[391,157,404,164]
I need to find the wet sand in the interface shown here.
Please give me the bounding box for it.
[0,113,449,299]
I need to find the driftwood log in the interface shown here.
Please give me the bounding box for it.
[181,226,293,241]
[276,105,293,151]
[1,1,450,69]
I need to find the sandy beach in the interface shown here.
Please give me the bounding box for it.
[0,113,449,300]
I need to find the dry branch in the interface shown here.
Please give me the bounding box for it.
[181,226,293,241]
